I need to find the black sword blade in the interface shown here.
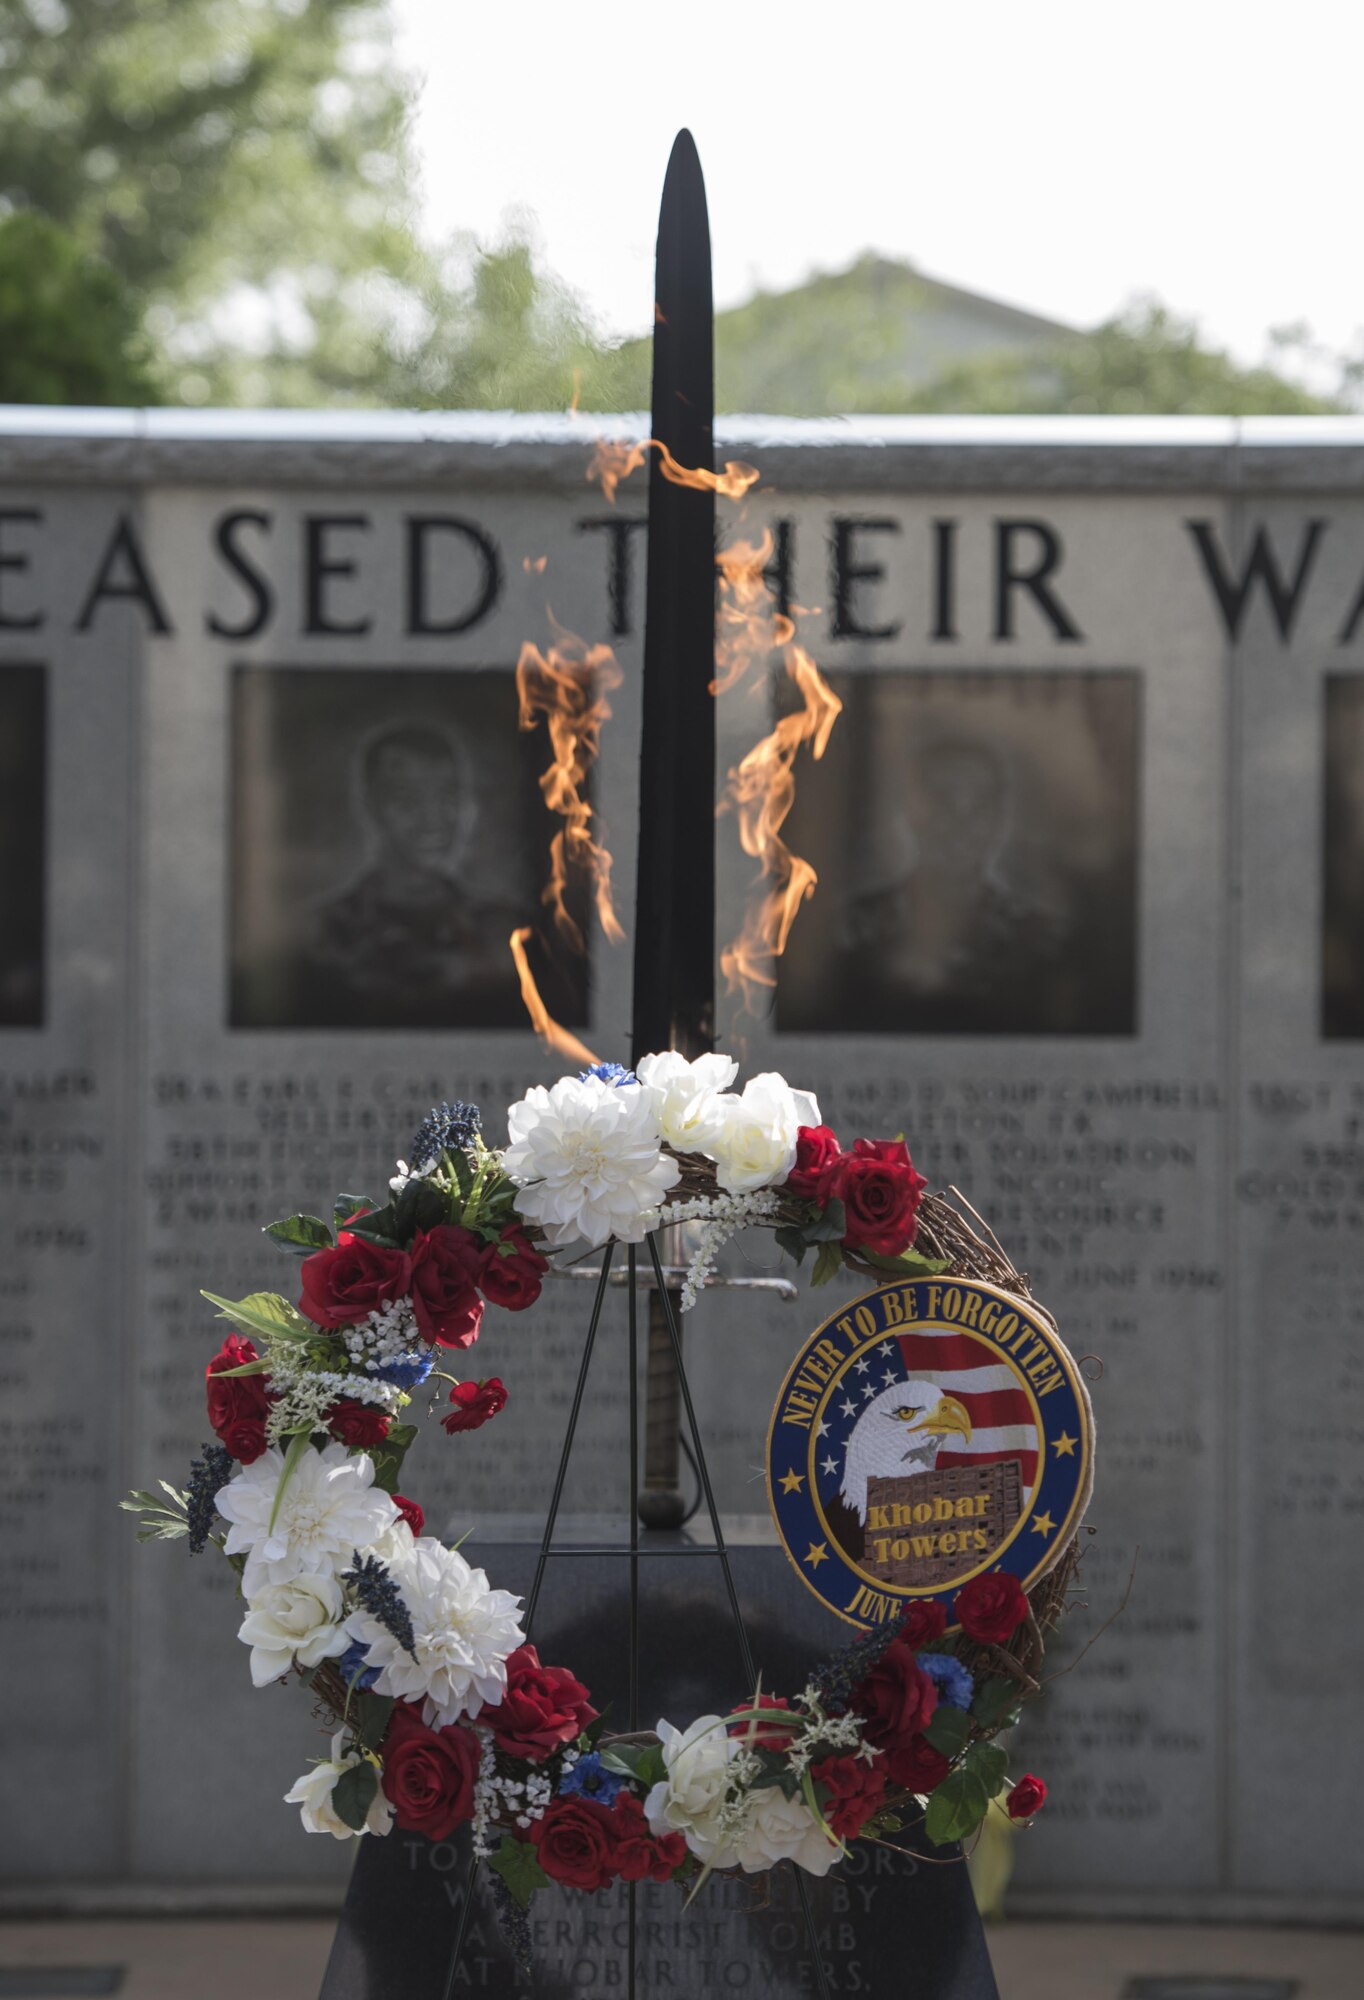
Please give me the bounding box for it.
[630,128,715,1067]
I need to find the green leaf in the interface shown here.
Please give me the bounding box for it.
[971,1676,1024,1730]
[264,1213,334,1254]
[393,1178,450,1239]
[331,1759,379,1833]
[811,1240,844,1287]
[488,1835,550,1911]
[774,1226,809,1267]
[268,1429,315,1536]
[923,1768,991,1847]
[201,1290,313,1345]
[342,1202,400,1247]
[923,1704,972,1757]
[352,1691,395,1752]
[856,1245,951,1278]
[963,1741,1009,1798]
[334,1194,375,1228]
[802,1198,847,1244]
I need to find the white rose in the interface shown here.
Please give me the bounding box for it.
[283,1732,394,1840]
[704,1072,822,1194]
[636,1051,738,1152]
[644,1715,742,1868]
[237,1573,349,1688]
[730,1786,841,1877]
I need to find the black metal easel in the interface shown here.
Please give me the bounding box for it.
[437,1239,835,2000]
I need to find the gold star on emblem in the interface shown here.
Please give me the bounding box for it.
[1052,1432,1077,1458]
[804,1541,829,1569]
[778,1468,805,1495]
[1030,1512,1055,1538]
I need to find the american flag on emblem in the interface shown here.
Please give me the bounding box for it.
[895,1327,1040,1496]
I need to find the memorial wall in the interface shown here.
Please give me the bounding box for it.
[1,411,1361,1922]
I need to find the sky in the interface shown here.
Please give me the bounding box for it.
[391,0,1363,383]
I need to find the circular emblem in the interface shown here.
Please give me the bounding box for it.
[766,1277,1093,1629]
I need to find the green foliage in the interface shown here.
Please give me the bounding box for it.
[369,1419,418,1495]
[923,1702,973,1758]
[905,299,1344,417]
[488,1834,550,1911]
[971,1675,1023,1731]
[264,1213,334,1254]
[200,1289,313,1344]
[120,1482,189,1542]
[923,1766,991,1846]
[331,1758,379,1833]
[0,210,155,402]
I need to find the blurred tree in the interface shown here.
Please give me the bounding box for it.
[0,209,154,401]
[0,0,430,403]
[895,299,1346,417]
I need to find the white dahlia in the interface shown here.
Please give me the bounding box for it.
[284,1732,394,1840]
[347,1534,525,1729]
[216,1442,400,1598]
[503,1072,674,1248]
[636,1050,737,1153]
[237,1572,349,1688]
[704,1072,821,1194]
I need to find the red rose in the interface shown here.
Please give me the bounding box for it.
[441,1377,508,1435]
[324,1400,393,1449]
[727,1695,796,1749]
[822,1138,927,1256]
[206,1334,270,1464]
[786,1125,843,1199]
[954,1570,1029,1645]
[884,1732,951,1793]
[852,1636,938,1753]
[299,1236,412,1329]
[410,1225,485,1348]
[479,1225,548,1312]
[529,1795,617,1891]
[609,1791,687,1883]
[899,1600,948,1649]
[486,1645,597,1762]
[813,1753,888,1838]
[391,1494,425,1537]
[379,1703,479,1839]
[1006,1773,1047,1820]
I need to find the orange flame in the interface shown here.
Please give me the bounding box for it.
[714,530,795,694]
[522,554,548,575]
[586,436,761,506]
[510,928,601,1066]
[720,647,843,1002]
[516,621,625,953]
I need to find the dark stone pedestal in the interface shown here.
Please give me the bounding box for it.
[319,1519,1000,1999]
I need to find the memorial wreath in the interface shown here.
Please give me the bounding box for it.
[126,1053,1076,1932]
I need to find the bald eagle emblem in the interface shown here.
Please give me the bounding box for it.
[839,1382,973,1522]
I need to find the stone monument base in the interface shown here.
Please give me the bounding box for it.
[319,1518,1000,1999]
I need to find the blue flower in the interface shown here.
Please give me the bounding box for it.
[918,1651,974,1709]
[372,1349,435,1389]
[336,1640,380,1692]
[559,1752,625,1804]
[579,1062,637,1088]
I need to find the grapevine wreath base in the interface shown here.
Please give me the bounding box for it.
[126,1053,1081,1945]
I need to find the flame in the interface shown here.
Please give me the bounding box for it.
[719,643,843,1007]
[586,436,761,506]
[522,554,548,574]
[510,928,601,1067]
[714,530,795,693]
[568,368,582,417]
[516,620,625,952]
